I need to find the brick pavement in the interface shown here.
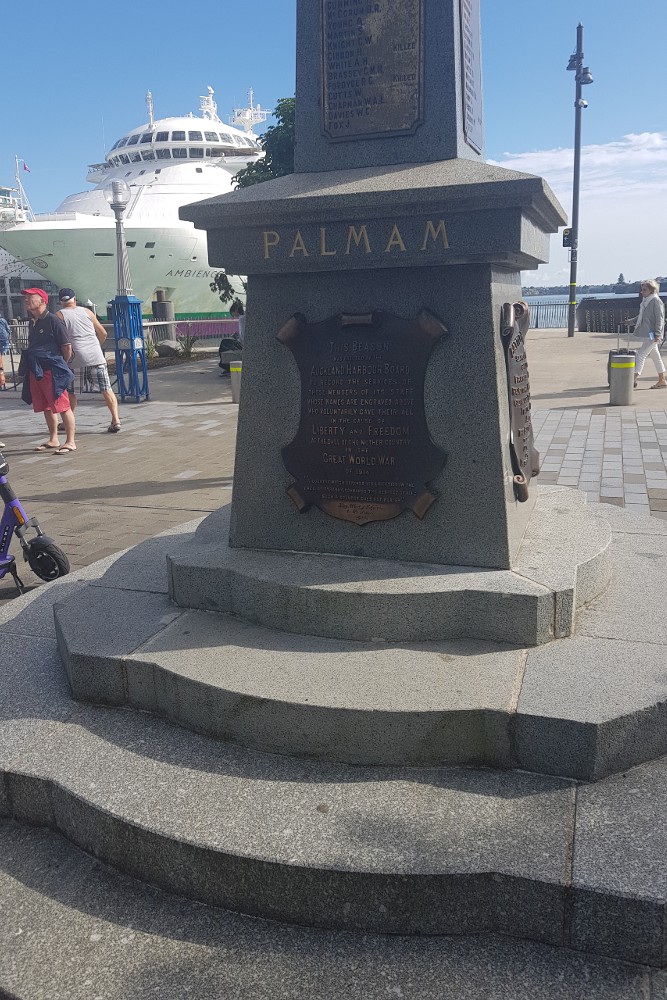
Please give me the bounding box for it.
[0,359,237,599]
[532,408,667,518]
[528,327,667,520]
[2,327,667,600]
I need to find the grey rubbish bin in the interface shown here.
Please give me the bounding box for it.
[230,360,242,404]
[609,352,635,405]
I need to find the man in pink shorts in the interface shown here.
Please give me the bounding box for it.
[20,289,76,454]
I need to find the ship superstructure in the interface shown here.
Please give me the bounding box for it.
[0,88,269,317]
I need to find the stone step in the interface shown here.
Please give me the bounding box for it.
[165,489,611,646]
[55,553,667,780]
[0,823,657,1000]
[4,521,667,972]
[2,662,667,967]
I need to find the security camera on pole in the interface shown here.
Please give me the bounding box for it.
[105,178,149,401]
[566,23,594,338]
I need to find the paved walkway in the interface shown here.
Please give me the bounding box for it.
[0,360,237,599]
[1,326,666,599]
[528,328,667,519]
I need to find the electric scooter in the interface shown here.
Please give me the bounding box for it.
[0,449,70,595]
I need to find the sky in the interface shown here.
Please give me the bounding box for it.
[0,0,664,286]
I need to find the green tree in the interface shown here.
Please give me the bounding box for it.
[617,272,626,284]
[211,98,295,305]
[210,269,241,307]
[232,97,295,189]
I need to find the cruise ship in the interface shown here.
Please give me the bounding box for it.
[0,88,268,318]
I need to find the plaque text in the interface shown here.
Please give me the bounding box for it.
[322,0,424,140]
[278,310,447,524]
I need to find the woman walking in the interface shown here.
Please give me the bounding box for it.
[626,279,666,389]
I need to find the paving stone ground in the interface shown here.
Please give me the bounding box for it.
[1,328,666,601]
[0,359,236,599]
[528,328,667,519]
[2,332,667,995]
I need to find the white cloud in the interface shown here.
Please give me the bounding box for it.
[489,132,667,285]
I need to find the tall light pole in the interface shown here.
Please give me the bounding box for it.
[104,178,149,402]
[104,179,133,296]
[566,24,594,337]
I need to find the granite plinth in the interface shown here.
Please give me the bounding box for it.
[229,266,534,568]
[180,160,565,571]
[167,488,610,645]
[180,159,566,276]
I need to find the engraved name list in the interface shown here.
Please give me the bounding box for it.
[322,0,424,139]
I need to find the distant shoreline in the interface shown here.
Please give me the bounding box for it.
[523,283,665,297]
[523,292,642,303]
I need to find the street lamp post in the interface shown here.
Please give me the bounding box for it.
[566,24,594,338]
[106,179,133,296]
[104,179,149,402]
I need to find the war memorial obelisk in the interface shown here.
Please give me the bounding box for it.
[177,0,610,646]
[49,1,667,971]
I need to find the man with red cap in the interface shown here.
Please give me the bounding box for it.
[19,288,76,454]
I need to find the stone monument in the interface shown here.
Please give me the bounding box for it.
[46,0,667,972]
[177,0,606,643]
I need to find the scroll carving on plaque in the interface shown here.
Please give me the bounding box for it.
[321,0,424,140]
[277,310,447,525]
[501,302,540,502]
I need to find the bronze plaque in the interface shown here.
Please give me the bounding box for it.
[459,0,483,153]
[277,310,447,525]
[321,0,424,141]
[501,303,540,502]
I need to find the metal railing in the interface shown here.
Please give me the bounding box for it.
[141,318,240,345]
[528,300,569,329]
[1,323,28,390]
[7,321,29,350]
[577,307,636,334]
[7,317,239,348]
[1,318,241,393]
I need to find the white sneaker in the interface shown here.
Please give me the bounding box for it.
[0,441,5,449]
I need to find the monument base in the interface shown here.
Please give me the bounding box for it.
[166,488,609,647]
[18,495,667,968]
[181,160,567,570]
[53,488,667,783]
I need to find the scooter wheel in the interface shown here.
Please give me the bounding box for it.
[26,542,70,582]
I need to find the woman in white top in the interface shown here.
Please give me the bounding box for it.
[625,279,666,389]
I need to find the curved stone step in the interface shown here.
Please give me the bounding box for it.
[2,682,667,967]
[1,721,572,943]
[5,519,667,970]
[0,824,656,1000]
[56,588,523,767]
[55,573,667,779]
[165,489,611,646]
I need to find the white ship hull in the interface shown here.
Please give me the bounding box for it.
[0,215,240,316]
[0,89,267,317]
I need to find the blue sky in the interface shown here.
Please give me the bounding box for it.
[1,0,664,284]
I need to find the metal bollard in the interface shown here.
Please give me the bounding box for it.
[609,352,635,406]
[230,360,242,404]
